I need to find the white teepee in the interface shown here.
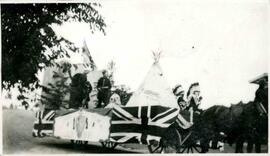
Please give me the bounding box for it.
[126,61,179,109]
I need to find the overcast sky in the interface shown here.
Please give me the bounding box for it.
[52,0,268,108]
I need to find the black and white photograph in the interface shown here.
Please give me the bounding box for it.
[1,0,269,154]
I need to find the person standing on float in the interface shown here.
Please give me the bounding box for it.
[96,70,112,108]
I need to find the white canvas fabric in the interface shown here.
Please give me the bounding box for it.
[54,110,110,141]
[126,62,179,108]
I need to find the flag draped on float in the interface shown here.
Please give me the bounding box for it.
[110,105,178,144]
[110,54,180,144]
[32,109,56,137]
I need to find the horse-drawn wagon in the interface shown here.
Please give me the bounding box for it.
[33,104,206,153]
[32,61,210,153]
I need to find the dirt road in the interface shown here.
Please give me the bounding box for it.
[3,109,267,154]
[3,109,142,154]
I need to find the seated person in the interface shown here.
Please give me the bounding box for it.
[186,82,203,114]
[173,84,187,111]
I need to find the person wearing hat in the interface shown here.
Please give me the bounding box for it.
[186,82,203,124]
[187,82,203,112]
[254,78,268,116]
[173,85,187,111]
[96,70,112,108]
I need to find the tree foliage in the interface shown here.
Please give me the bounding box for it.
[40,62,72,110]
[2,3,106,92]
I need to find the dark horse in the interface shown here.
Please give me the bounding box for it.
[233,101,268,153]
[201,101,268,153]
[198,105,236,152]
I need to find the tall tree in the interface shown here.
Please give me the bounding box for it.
[1,3,106,93]
[40,62,72,110]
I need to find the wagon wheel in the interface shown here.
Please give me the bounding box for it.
[147,141,164,153]
[160,125,182,153]
[174,130,202,153]
[161,128,202,153]
[71,140,88,146]
[179,144,202,153]
[101,141,118,149]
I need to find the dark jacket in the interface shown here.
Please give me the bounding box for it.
[254,86,268,114]
[255,86,268,105]
[97,77,111,92]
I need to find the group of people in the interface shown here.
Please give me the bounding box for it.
[69,70,112,109]
[173,82,203,113]
[69,69,204,111]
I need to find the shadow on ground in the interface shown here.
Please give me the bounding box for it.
[37,142,139,153]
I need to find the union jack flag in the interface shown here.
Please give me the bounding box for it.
[110,105,179,145]
[32,109,56,137]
